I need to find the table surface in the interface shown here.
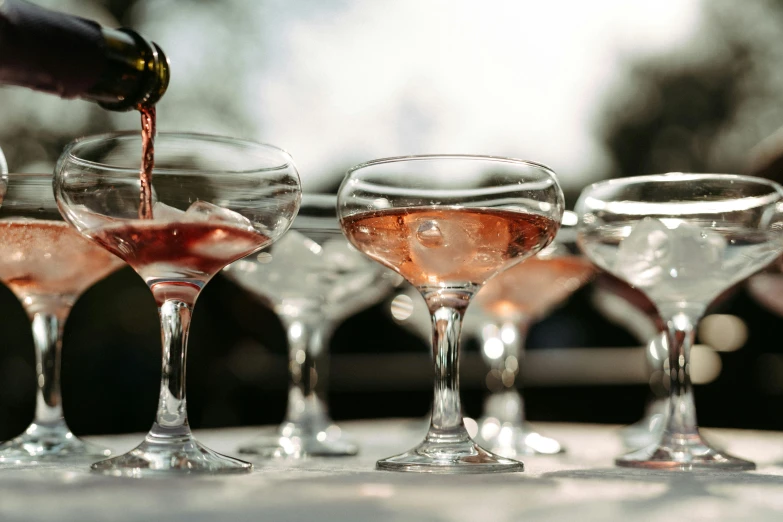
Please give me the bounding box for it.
[2,420,783,521]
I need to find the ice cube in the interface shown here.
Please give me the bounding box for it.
[272,230,321,265]
[615,217,671,288]
[667,221,726,279]
[184,200,253,229]
[410,217,470,277]
[616,217,726,290]
[190,229,261,260]
[416,221,446,248]
[152,201,186,222]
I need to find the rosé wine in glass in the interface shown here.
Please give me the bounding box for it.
[0,220,121,310]
[339,155,564,473]
[342,207,556,290]
[467,229,594,458]
[0,176,124,466]
[474,255,593,321]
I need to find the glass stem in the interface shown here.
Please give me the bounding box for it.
[31,311,68,427]
[663,311,700,438]
[483,318,529,425]
[150,299,193,440]
[283,316,331,424]
[644,330,669,415]
[425,290,473,442]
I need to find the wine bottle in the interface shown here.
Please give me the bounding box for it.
[0,0,169,111]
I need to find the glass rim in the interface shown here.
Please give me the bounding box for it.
[576,172,783,217]
[346,154,556,177]
[582,172,783,197]
[0,173,59,214]
[61,131,295,175]
[0,173,53,194]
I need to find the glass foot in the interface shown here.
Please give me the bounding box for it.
[620,396,667,450]
[473,417,564,458]
[377,437,524,474]
[620,412,666,450]
[0,421,111,465]
[91,432,252,476]
[616,432,755,471]
[239,421,358,458]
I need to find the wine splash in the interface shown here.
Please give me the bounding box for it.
[139,106,156,220]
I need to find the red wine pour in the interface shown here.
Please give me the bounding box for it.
[139,106,156,219]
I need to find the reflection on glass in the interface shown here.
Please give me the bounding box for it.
[224,195,398,457]
[0,174,123,465]
[577,172,783,470]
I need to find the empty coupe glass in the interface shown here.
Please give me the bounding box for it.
[576,173,783,470]
[591,274,668,450]
[0,174,123,465]
[224,194,398,457]
[55,132,301,475]
[339,155,564,473]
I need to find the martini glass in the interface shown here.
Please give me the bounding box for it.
[55,132,301,475]
[224,194,398,457]
[339,154,564,473]
[0,173,123,465]
[576,173,783,470]
[469,223,594,458]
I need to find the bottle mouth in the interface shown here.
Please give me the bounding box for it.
[98,29,170,112]
[141,41,170,108]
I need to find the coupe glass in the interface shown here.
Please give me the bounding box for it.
[576,173,783,470]
[55,132,301,475]
[224,194,398,457]
[338,155,564,473]
[591,274,668,450]
[0,174,123,465]
[469,219,594,458]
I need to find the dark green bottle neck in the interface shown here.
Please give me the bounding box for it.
[0,0,169,111]
[87,27,170,111]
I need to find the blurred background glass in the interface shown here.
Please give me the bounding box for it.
[1,0,782,440]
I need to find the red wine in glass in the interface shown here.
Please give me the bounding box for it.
[89,220,270,304]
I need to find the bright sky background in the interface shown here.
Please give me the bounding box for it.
[127,0,705,192]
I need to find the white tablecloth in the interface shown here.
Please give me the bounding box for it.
[2,420,783,521]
